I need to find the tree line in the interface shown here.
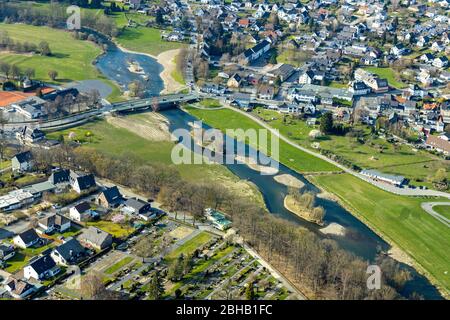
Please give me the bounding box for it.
[30,143,421,300]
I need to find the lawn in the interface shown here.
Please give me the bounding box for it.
[87,220,135,239]
[115,27,185,56]
[4,243,55,274]
[171,56,185,85]
[0,23,121,100]
[364,67,407,89]
[165,232,213,261]
[432,205,450,220]
[104,256,134,275]
[185,106,339,173]
[310,173,450,296]
[199,99,222,109]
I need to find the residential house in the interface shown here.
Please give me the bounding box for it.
[11,151,33,173]
[390,43,410,56]
[354,68,389,93]
[349,81,371,96]
[69,202,98,222]
[123,198,152,216]
[51,238,86,266]
[270,64,295,82]
[13,229,41,249]
[239,39,271,64]
[4,278,35,299]
[48,169,71,188]
[15,126,45,145]
[257,85,276,100]
[227,73,242,88]
[433,56,449,69]
[78,226,113,251]
[0,243,15,261]
[37,214,71,235]
[426,133,450,154]
[69,171,96,194]
[24,255,60,280]
[97,186,123,209]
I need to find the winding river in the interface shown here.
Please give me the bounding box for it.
[93,39,443,299]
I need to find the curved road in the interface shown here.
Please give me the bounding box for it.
[421,202,450,227]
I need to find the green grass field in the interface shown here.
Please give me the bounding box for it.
[115,27,185,56]
[104,256,134,275]
[0,23,121,100]
[310,173,450,296]
[165,232,213,261]
[252,108,449,185]
[432,205,450,220]
[364,67,407,89]
[185,107,338,173]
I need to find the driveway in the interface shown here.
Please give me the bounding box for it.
[420,202,450,227]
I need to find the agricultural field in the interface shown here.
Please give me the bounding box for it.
[185,106,338,173]
[0,23,120,100]
[310,173,450,296]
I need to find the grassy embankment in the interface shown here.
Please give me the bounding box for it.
[252,108,450,187]
[185,107,338,173]
[0,23,122,102]
[185,106,450,297]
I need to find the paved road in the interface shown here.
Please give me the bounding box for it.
[197,103,450,200]
[420,202,450,227]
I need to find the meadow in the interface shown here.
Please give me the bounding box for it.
[185,107,338,173]
[253,108,450,186]
[0,23,121,100]
[310,173,450,296]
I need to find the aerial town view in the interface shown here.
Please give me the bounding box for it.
[0,0,449,306]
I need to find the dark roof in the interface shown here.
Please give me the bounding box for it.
[28,254,56,274]
[48,169,70,184]
[74,201,91,213]
[17,229,39,244]
[39,214,70,228]
[125,198,151,212]
[0,244,14,259]
[53,238,85,262]
[101,186,123,205]
[13,151,32,164]
[71,171,96,190]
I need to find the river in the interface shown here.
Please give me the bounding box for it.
[94,39,443,299]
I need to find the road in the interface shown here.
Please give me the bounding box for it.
[191,103,450,200]
[420,202,450,227]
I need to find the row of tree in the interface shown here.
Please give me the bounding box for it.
[30,144,418,300]
[0,31,51,55]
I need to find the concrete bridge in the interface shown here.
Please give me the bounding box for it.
[111,93,199,112]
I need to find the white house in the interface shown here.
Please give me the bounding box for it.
[432,56,449,69]
[37,214,71,235]
[4,278,35,299]
[69,202,97,222]
[24,255,60,281]
[13,229,41,249]
[11,151,33,173]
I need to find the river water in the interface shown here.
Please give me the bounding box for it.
[94,40,443,299]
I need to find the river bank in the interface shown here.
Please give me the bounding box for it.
[308,174,449,300]
[115,43,185,94]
